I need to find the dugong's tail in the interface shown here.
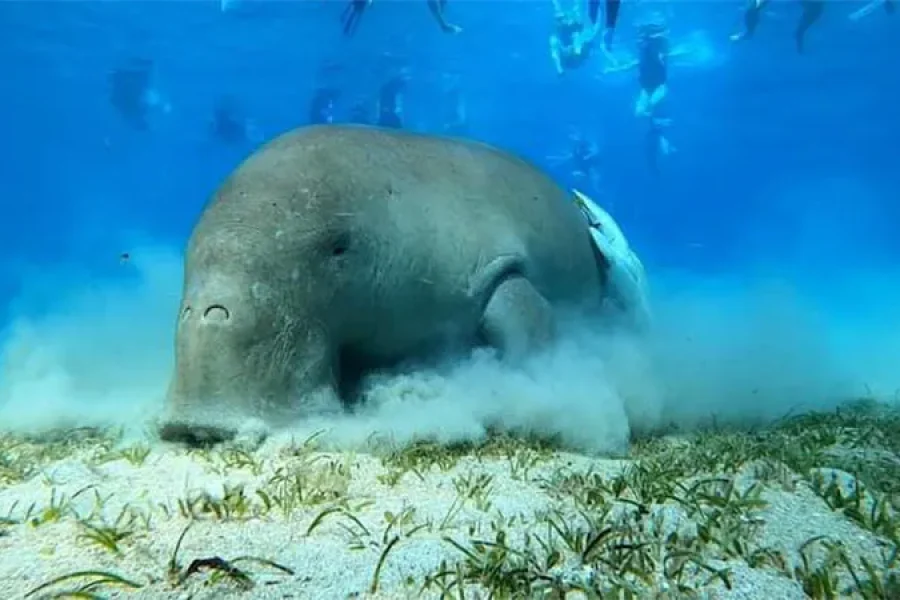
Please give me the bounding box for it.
[573,189,652,331]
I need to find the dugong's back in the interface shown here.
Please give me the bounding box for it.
[198,124,600,306]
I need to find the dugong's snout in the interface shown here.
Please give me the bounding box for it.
[158,286,261,445]
[157,420,237,446]
[157,381,244,446]
[159,274,315,446]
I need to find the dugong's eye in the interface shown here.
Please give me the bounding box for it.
[329,231,351,257]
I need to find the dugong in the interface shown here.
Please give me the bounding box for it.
[159,124,646,444]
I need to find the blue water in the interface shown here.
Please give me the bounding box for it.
[0,0,897,354]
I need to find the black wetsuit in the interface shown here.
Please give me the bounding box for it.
[589,0,621,31]
[638,35,668,94]
[796,0,825,53]
[427,0,454,31]
[742,0,769,39]
[341,0,370,36]
[588,0,620,28]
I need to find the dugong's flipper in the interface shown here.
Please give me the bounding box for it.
[470,255,557,363]
[573,189,651,330]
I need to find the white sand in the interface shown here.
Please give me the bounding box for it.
[0,430,891,600]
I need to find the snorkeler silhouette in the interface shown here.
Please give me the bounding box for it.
[550,0,600,75]
[376,70,411,129]
[210,95,248,144]
[108,58,154,130]
[795,0,825,53]
[348,98,372,125]
[730,0,769,42]
[635,18,669,118]
[309,86,341,125]
[441,73,468,136]
[308,60,345,125]
[731,0,826,53]
[341,0,371,36]
[547,131,603,193]
[588,0,621,51]
[645,117,675,174]
[340,0,460,36]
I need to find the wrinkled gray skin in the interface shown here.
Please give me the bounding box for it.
[159,124,616,445]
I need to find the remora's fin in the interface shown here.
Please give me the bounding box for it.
[573,188,628,252]
[572,188,651,329]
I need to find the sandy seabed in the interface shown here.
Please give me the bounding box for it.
[1,402,898,600]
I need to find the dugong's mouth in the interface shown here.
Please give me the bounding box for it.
[158,421,237,447]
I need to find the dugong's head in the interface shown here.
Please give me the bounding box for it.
[158,130,360,445]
